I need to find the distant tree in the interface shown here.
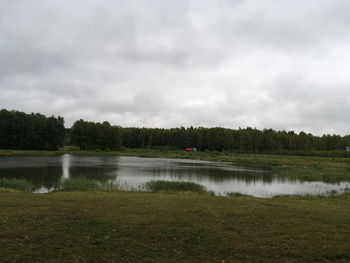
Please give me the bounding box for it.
[70,119,122,150]
[118,125,350,156]
[0,109,65,150]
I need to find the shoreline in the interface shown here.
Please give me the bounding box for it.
[1,148,350,182]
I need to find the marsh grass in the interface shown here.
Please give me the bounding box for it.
[60,177,101,191]
[0,178,33,191]
[226,192,247,197]
[144,180,206,193]
[59,177,122,192]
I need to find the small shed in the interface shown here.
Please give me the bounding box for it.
[185,147,197,152]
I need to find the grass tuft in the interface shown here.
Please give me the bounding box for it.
[143,180,206,193]
[0,178,33,192]
[226,192,248,197]
[59,177,123,192]
[59,177,101,191]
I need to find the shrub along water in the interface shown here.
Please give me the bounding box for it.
[0,178,33,192]
[144,180,206,193]
[59,177,101,191]
[0,177,123,192]
[59,177,124,192]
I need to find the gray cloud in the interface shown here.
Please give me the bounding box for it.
[1,0,350,135]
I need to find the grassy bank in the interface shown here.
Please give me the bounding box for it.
[1,148,350,182]
[0,191,349,262]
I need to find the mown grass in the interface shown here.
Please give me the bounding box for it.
[0,191,349,263]
[144,180,206,193]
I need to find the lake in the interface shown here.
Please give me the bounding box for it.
[0,154,349,197]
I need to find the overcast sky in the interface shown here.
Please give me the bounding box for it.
[1,0,350,135]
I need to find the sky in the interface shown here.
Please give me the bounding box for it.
[1,0,350,135]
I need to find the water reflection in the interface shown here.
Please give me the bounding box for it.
[0,155,349,197]
[62,154,70,179]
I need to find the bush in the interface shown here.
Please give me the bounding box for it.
[144,180,206,193]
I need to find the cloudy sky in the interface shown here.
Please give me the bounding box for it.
[1,0,350,135]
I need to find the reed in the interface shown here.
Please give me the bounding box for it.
[0,178,33,191]
[144,180,206,193]
[59,177,100,191]
[59,177,122,191]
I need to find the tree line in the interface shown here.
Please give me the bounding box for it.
[70,119,122,150]
[1,109,349,155]
[0,109,65,150]
[121,127,350,155]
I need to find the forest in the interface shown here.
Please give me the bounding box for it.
[0,109,65,150]
[70,119,122,150]
[122,127,350,156]
[1,109,349,155]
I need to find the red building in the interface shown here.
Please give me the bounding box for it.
[185,147,197,152]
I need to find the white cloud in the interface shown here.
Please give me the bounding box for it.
[0,0,350,135]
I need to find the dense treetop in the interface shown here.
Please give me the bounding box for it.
[70,119,122,150]
[121,127,350,155]
[1,109,349,155]
[0,109,65,150]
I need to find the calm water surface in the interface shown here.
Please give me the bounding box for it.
[0,154,349,197]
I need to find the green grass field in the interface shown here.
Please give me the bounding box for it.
[1,149,350,262]
[0,190,349,263]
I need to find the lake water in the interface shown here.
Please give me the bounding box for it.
[0,154,349,197]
